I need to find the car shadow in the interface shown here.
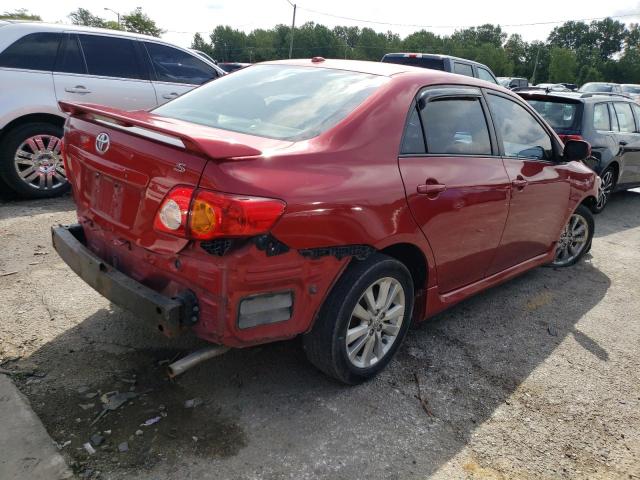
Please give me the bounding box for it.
[0,194,74,221]
[12,257,610,478]
[595,188,640,238]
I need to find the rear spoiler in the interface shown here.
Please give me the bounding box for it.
[58,101,262,159]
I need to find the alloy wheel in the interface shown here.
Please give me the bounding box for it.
[596,169,614,211]
[345,277,405,369]
[553,213,590,266]
[14,135,66,191]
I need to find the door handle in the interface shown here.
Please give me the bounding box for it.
[417,181,447,195]
[619,140,628,146]
[162,92,179,99]
[512,176,528,189]
[64,85,91,94]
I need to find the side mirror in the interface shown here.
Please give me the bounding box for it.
[563,139,591,161]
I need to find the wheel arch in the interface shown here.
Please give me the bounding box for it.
[0,113,65,141]
[379,242,428,292]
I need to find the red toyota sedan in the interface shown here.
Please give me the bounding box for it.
[53,59,598,384]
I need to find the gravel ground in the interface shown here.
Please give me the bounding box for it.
[0,191,639,480]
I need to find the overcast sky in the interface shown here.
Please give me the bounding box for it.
[8,0,640,48]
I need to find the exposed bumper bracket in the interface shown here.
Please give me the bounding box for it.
[51,224,191,337]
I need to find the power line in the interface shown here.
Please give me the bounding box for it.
[296,6,640,30]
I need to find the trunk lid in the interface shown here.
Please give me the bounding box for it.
[61,102,290,254]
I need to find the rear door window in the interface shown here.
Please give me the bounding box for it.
[420,97,491,155]
[477,67,496,83]
[0,32,61,71]
[527,99,579,131]
[55,34,86,74]
[401,107,426,154]
[613,102,636,133]
[453,62,474,77]
[488,94,553,160]
[593,103,611,131]
[145,42,217,85]
[78,34,144,80]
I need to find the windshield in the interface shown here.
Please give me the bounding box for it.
[622,85,640,94]
[580,83,612,93]
[153,65,387,141]
[527,99,581,131]
[381,55,445,71]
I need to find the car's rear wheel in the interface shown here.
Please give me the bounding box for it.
[593,166,616,213]
[551,204,594,267]
[303,253,414,384]
[0,122,69,199]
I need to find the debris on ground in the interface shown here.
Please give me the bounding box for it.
[117,442,129,453]
[135,429,143,436]
[413,373,434,417]
[140,416,161,427]
[0,271,18,277]
[79,403,95,410]
[57,440,71,450]
[90,434,105,447]
[91,391,138,425]
[184,398,203,409]
[83,442,96,455]
[548,324,559,336]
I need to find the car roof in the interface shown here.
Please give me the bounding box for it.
[259,59,505,91]
[381,52,491,67]
[517,90,634,103]
[1,20,166,42]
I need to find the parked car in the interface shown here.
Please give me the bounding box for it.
[579,82,624,95]
[53,59,596,384]
[498,77,528,89]
[381,53,499,84]
[218,62,251,73]
[560,83,578,91]
[0,21,226,199]
[621,84,640,103]
[518,89,640,212]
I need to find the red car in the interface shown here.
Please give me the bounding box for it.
[53,59,598,384]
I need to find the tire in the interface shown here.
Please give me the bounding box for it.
[592,166,616,213]
[0,122,69,199]
[303,253,414,384]
[550,204,594,267]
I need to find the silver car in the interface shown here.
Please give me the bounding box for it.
[0,21,225,198]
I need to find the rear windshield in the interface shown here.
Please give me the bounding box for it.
[622,85,640,94]
[153,65,387,141]
[381,55,445,71]
[527,99,581,131]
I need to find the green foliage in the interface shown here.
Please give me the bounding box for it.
[549,48,577,83]
[68,8,106,28]
[0,9,41,20]
[121,8,164,37]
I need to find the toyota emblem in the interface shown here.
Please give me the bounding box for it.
[95,133,110,154]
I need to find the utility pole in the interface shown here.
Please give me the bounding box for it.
[288,2,296,59]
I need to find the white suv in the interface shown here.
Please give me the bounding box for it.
[0,21,225,198]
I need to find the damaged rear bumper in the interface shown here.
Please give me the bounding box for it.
[51,224,195,336]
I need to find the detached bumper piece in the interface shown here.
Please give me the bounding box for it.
[51,224,195,337]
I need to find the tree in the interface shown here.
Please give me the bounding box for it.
[548,21,593,51]
[0,9,41,20]
[68,8,106,28]
[549,47,577,83]
[121,8,164,37]
[590,18,626,60]
[210,26,247,62]
[191,33,214,56]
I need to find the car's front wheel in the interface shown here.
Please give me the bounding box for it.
[0,122,69,199]
[551,204,594,267]
[303,253,414,384]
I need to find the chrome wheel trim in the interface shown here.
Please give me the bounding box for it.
[345,277,405,369]
[553,213,590,266]
[596,170,614,210]
[14,135,66,190]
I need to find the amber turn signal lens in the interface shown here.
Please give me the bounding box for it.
[190,198,217,237]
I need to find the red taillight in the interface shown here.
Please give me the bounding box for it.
[153,186,286,240]
[559,134,583,143]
